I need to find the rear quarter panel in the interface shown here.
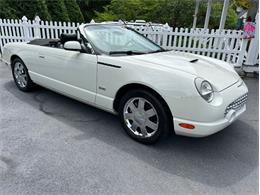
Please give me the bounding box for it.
[2,42,40,70]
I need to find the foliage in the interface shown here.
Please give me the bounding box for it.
[0,0,16,19]
[234,0,252,9]
[95,0,161,22]
[209,2,237,29]
[94,6,117,22]
[195,1,237,29]
[1,0,51,20]
[95,0,238,29]
[36,0,52,20]
[0,0,238,29]
[0,0,111,22]
[76,0,111,22]
[45,0,70,21]
[152,0,195,27]
[64,0,84,22]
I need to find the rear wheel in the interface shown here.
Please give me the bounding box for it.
[11,58,36,92]
[118,89,170,144]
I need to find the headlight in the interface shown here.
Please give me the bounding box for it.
[194,78,214,102]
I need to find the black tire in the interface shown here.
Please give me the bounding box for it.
[118,89,171,144]
[11,58,37,92]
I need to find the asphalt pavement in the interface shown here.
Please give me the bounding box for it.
[0,62,258,194]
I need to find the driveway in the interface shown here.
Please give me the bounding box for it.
[0,62,258,194]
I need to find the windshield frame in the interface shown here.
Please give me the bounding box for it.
[82,24,165,56]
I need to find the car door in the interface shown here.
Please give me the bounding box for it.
[32,46,97,104]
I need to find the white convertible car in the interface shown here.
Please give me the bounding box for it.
[2,23,248,143]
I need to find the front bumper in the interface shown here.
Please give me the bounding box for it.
[173,104,246,137]
[172,80,248,137]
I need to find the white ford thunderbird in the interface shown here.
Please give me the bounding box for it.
[2,23,248,143]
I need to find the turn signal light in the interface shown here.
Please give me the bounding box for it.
[179,123,195,129]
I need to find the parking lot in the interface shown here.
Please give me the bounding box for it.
[0,62,258,195]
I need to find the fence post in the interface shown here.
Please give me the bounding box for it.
[244,12,259,66]
[236,38,248,67]
[33,16,41,38]
[22,16,30,42]
[0,19,3,54]
[162,23,170,48]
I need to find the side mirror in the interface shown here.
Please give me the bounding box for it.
[64,41,82,51]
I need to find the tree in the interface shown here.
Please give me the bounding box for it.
[36,0,51,20]
[152,0,195,27]
[46,0,70,21]
[95,0,160,22]
[77,0,111,22]
[0,0,238,29]
[95,0,238,29]
[196,1,237,29]
[1,0,51,20]
[64,0,84,22]
[94,0,195,26]
[0,0,17,19]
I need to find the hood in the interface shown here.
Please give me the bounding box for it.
[125,51,239,91]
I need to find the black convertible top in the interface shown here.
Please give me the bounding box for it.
[27,33,78,47]
[28,39,59,46]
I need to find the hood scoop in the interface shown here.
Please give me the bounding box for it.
[190,59,199,63]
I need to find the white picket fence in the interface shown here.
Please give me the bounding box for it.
[140,27,248,66]
[0,16,257,68]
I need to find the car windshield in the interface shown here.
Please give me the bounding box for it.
[84,25,164,55]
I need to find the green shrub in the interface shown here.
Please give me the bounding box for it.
[64,0,84,22]
[46,0,70,21]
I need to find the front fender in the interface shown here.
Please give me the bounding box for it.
[96,55,198,117]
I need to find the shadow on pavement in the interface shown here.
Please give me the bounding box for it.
[4,80,259,188]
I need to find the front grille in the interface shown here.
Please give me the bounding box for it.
[225,93,248,116]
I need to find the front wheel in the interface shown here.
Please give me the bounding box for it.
[118,89,170,144]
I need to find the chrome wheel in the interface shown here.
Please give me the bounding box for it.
[14,62,28,88]
[123,97,159,138]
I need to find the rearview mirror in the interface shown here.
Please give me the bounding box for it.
[64,41,82,51]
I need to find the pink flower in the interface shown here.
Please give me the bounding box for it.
[243,22,255,33]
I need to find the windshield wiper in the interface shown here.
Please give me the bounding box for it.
[147,49,170,54]
[109,50,146,55]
